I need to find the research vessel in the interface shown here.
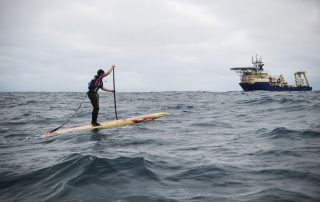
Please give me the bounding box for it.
[231,55,312,91]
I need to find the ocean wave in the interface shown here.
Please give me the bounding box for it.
[247,149,302,157]
[167,164,239,183]
[0,154,159,202]
[249,168,320,182]
[117,195,180,202]
[259,127,320,139]
[279,97,311,104]
[3,132,30,138]
[122,139,161,147]
[167,104,195,111]
[20,100,38,106]
[242,188,313,202]
[239,96,274,105]
[190,121,233,130]
[236,94,312,106]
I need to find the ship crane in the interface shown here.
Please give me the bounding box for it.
[294,71,310,87]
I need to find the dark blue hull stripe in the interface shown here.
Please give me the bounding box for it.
[240,82,312,91]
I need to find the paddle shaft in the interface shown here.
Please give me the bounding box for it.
[113,69,118,120]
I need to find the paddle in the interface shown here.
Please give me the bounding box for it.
[113,68,118,120]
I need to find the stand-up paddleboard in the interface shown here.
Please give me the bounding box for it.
[43,112,168,138]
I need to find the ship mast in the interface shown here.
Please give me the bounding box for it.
[252,54,264,71]
[230,54,264,76]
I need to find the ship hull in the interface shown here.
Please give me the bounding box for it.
[240,82,312,91]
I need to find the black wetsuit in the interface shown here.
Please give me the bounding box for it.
[87,76,103,125]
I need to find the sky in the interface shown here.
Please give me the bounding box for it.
[0,0,319,92]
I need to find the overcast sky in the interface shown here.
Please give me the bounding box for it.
[0,0,319,92]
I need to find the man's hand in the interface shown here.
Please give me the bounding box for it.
[103,64,116,77]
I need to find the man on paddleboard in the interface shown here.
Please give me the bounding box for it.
[88,65,116,126]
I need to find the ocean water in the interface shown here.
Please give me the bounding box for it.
[0,91,319,202]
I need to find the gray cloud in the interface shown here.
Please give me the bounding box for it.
[0,0,319,91]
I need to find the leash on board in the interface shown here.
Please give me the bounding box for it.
[48,93,88,133]
[113,69,118,120]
